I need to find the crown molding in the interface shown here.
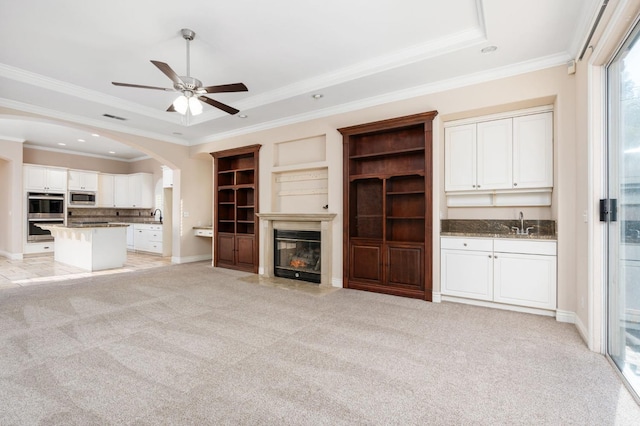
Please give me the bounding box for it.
[195,52,570,145]
[0,134,26,143]
[23,143,150,162]
[0,98,189,146]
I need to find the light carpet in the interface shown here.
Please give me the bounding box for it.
[0,262,639,425]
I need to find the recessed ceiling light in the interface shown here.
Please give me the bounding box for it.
[481,45,498,54]
[77,138,85,142]
[238,114,248,118]
[92,133,100,137]
[109,151,116,154]
[57,142,66,146]
[311,94,323,100]
[172,132,183,135]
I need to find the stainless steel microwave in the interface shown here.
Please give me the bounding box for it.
[69,191,96,206]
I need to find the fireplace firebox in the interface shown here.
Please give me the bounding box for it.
[274,229,321,283]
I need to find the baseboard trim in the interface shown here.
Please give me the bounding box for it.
[0,250,23,260]
[171,254,212,264]
[331,277,343,288]
[441,295,556,317]
[432,292,442,303]
[555,309,575,324]
[574,313,589,345]
[258,266,265,275]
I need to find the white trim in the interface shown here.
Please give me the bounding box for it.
[441,295,556,317]
[575,312,590,348]
[258,266,265,275]
[0,135,25,143]
[331,277,343,288]
[0,250,23,260]
[171,254,211,264]
[443,105,554,128]
[432,292,442,303]
[193,53,571,145]
[22,143,150,163]
[555,309,576,324]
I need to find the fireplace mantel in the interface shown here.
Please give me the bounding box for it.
[256,213,336,222]
[257,212,337,287]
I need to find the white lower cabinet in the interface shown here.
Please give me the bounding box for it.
[441,237,557,311]
[133,224,163,254]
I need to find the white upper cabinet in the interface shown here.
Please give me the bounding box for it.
[98,173,115,207]
[476,118,513,190]
[512,112,553,189]
[24,165,67,192]
[444,108,553,204]
[68,170,98,191]
[444,124,476,191]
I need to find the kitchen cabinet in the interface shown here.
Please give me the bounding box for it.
[68,170,98,191]
[24,165,67,192]
[98,173,115,207]
[133,224,162,254]
[112,173,153,208]
[211,145,260,273]
[339,111,437,301]
[162,166,173,188]
[441,237,557,311]
[444,110,553,193]
[440,237,494,300]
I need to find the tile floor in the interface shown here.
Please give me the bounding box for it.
[0,252,173,289]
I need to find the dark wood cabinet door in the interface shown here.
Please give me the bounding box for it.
[235,235,255,271]
[349,241,382,284]
[386,244,424,290]
[217,233,236,265]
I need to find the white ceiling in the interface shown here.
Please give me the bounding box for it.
[0,0,601,161]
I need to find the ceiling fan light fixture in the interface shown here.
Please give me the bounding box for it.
[188,96,203,115]
[173,95,189,114]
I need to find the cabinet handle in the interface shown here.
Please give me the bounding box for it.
[494,255,498,259]
[477,185,481,188]
[488,255,492,258]
[463,243,467,246]
[472,185,476,188]
[513,182,518,187]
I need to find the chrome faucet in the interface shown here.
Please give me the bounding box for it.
[511,211,534,235]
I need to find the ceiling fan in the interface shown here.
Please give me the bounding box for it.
[112,28,247,116]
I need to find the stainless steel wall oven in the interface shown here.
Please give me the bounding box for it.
[27,192,65,242]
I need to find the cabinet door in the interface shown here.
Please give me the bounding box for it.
[349,241,382,284]
[445,124,476,191]
[513,112,553,189]
[493,252,556,309]
[98,174,115,207]
[235,235,255,270]
[114,175,130,207]
[386,244,423,289]
[46,168,68,191]
[217,233,236,265]
[477,118,512,190]
[24,165,46,190]
[441,249,493,300]
[68,170,98,191]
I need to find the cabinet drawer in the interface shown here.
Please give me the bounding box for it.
[440,237,492,252]
[493,239,556,256]
[194,228,213,237]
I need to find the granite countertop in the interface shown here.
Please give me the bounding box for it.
[440,219,557,241]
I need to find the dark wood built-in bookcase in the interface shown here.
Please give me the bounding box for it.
[211,145,261,273]
[339,112,437,300]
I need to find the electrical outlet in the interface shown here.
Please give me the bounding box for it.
[183,211,190,217]
[583,210,588,223]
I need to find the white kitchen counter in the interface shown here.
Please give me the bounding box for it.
[37,224,129,271]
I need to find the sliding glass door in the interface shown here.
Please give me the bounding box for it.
[607,21,640,399]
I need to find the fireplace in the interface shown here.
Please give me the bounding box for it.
[256,213,337,287]
[274,230,321,283]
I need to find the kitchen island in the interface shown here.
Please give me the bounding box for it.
[37,223,129,271]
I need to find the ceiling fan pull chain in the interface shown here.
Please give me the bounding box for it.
[186,34,190,78]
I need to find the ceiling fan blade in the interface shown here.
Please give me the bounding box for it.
[201,83,248,94]
[166,104,176,112]
[150,60,184,86]
[198,96,239,115]
[112,82,174,91]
